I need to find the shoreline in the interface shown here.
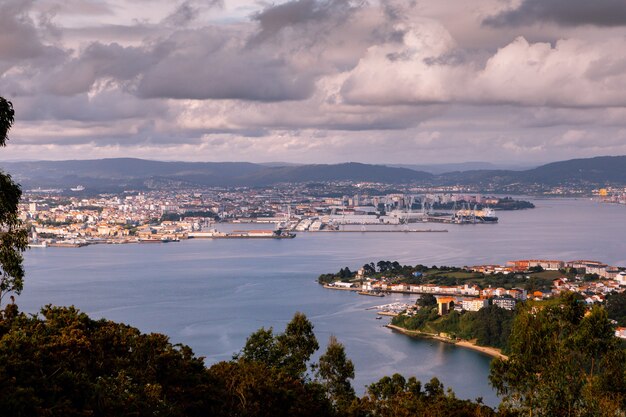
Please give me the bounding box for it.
[386,324,508,360]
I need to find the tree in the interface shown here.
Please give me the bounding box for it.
[238,312,319,379]
[490,293,625,416]
[316,335,356,411]
[207,360,331,417]
[606,291,626,326]
[360,374,495,417]
[0,304,217,417]
[377,260,391,273]
[416,294,436,308]
[276,312,319,378]
[362,263,376,275]
[0,97,28,307]
[239,327,280,366]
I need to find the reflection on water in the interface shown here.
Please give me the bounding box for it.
[18,198,626,407]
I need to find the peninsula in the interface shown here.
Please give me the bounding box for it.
[320,259,626,356]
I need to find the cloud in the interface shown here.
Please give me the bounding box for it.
[3,0,626,164]
[483,0,626,28]
[250,0,355,43]
[162,0,223,27]
[162,1,200,27]
[474,37,626,107]
[0,0,46,61]
[32,0,114,16]
[341,29,626,108]
[42,42,153,96]
[136,28,317,102]
[14,89,168,123]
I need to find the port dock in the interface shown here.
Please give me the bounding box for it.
[307,229,448,233]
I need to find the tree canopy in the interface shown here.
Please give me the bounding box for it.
[490,293,626,416]
[0,96,28,307]
[0,305,505,417]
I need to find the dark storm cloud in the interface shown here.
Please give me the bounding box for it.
[137,55,314,101]
[162,1,200,27]
[43,42,156,96]
[0,0,45,61]
[250,0,355,43]
[15,91,168,123]
[484,0,626,27]
[162,0,224,27]
[136,28,316,101]
[33,24,317,102]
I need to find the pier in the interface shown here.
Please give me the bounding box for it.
[306,229,448,233]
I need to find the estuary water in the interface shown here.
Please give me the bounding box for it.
[18,198,626,407]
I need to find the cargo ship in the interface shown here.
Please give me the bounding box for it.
[189,229,296,239]
[228,229,296,239]
[454,207,498,223]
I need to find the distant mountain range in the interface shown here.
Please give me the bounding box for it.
[1,155,625,192]
[389,162,535,174]
[0,159,433,191]
[437,156,626,188]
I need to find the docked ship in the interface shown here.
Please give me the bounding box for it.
[189,229,296,239]
[454,207,498,223]
[227,229,296,239]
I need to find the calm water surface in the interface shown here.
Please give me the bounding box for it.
[19,198,626,407]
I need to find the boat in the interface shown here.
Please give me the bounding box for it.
[454,207,498,223]
[223,229,296,239]
[28,242,48,248]
[189,228,296,239]
[70,185,85,192]
[358,290,385,297]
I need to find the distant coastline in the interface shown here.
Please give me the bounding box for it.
[386,324,508,360]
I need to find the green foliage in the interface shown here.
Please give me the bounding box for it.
[356,374,497,417]
[316,335,356,411]
[392,307,439,330]
[239,327,280,365]
[606,291,626,326]
[0,96,28,307]
[338,267,354,279]
[417,294,437,308]
[0,97,14,146]
[207,360,331,417]
[5,299,625,416]
[238,312,319,379]
[318,273,340,284]
[277,312,320,377]
[450,306,515,351]
[489,293,626,416]
[0,305,215,417]
[318,267,356,284]
[362,262,376,275]
[393,305,515,351]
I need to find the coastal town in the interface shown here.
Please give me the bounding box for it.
[19,188,532,247]
[322,258,626,341]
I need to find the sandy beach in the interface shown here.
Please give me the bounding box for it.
[386,324,508,360]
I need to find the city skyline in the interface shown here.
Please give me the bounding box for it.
[2,0,626,164]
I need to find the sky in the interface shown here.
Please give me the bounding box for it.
[1,0,626,164]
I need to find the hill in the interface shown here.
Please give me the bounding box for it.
[519,155,626,185]
[436,155,626,189]
[0,159,433,191]
[2,155,625,191]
